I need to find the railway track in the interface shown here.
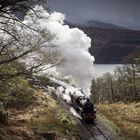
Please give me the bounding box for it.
[94,124,110,140]
[53,89,109,140]
[37,81,111,140]
[81,120,110,140]
[51,89,110,140]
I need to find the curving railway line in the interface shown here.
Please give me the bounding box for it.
[59,93,111,140]
[82,120,110,140]
[33,76,118,140]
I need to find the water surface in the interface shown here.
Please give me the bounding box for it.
[93,64,122,77]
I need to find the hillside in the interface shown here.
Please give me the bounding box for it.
[84,20,126,30]
[0,90,80,140]
[66,22,140,64]
[98,103,140,140]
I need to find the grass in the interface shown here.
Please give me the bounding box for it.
[136,77,140,87]
[98,102,140,140]
[28,93,79,139]
[0,90,80,140]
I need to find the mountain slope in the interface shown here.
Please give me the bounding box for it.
[86,20,126,30]
[65,21,140,64]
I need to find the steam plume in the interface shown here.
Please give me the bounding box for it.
[24,6,95,97]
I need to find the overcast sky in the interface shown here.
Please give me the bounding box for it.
[47,0,140,30]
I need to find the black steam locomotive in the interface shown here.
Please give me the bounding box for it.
[70,94,96,123]
[45,76,96,123]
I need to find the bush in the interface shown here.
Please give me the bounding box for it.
[7,86,35,109]
[0,76,36,109]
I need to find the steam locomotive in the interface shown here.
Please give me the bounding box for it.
[45,76,96,123]
[70,94,96,123]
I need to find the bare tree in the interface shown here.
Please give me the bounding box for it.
[0,0,62,79]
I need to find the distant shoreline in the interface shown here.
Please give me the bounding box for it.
[93,64,123,77]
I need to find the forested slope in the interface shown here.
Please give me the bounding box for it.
[67,22,140,64]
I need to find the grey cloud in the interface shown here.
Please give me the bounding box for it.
[47,0,140,30]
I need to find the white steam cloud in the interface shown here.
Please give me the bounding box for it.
[24,6,95,97]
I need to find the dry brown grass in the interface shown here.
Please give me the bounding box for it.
[98,102,140,140]
[0,90,79,140]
